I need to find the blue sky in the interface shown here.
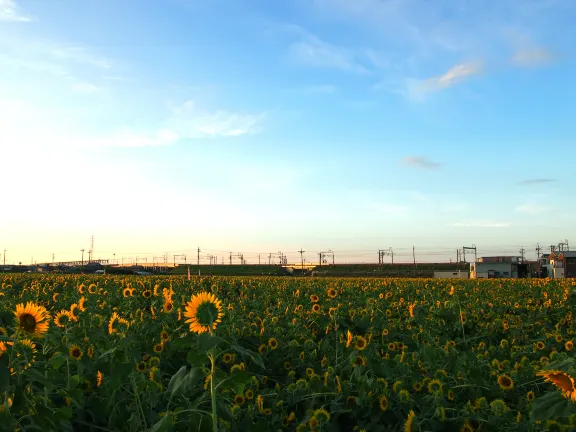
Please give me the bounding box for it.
[1,0,575,265]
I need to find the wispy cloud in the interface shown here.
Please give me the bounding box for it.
[518,178,557,185]
[453,221,511,228]
[515,203,552,214]
[0,0,31,22]
[0,33,114,84]
[71,82,100,94]
[511,47,557,67]
[285,26,370,74]
[166,100,265,139]
[402,155,441,169]
[422,61,483,90]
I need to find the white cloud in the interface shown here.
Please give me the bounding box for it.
[427,61,483,89]
[49,46,111,69]
[453,221,511,228]
[402,155,441,169]
[0,0,31,22]
[71,82,100,94]
[515,203,552,214]
[165,100,265,139]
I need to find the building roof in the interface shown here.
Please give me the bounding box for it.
[541,251,576,258]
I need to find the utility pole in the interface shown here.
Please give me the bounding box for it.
[258,254,261,265]
[535,243,542,261]
[81,249,85,273]
[519,247,525,263]
[197,247,201,276]
[412,245,416,276]
[298,249,305,274]
[3,249,6,272]
[229,252,232,265]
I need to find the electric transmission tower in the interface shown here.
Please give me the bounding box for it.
[318,250,335,266]
[378,248,393,265]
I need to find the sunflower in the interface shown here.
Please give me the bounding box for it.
[497,375,514,391]
[268,338,278,350]
[69,345,83,360]
[404,410,416,432]
[0,341,6,357]
[379,395,388,412]
[163,301,174,313]
[142,289,152,298]
[0,327,7,337]
[427,379,443,395]
[310,295,319,303]
[14,302,50,338]
[222,353,234,364]
[536,370,576,402]
[312,304,321,313]
[96,371,103,387]
[566,341,574,351]
[526,391,536,402]
[234,394,245,406]
[54,310,73,328]
[160,330,170,342]
[136,361,147,372]
[258,344,267,354]
[354,336,367,351]
[122,288,131,297]
[306,367,315,377]
[346,330,353,348]
[69,304,79,321]
[183,292,224,334]
[153,343,164,353]
[78,296,86,312]
[327,288,337,298]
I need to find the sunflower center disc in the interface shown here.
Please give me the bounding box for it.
[20,314,37,332]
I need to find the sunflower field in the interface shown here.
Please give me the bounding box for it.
[1,275,576,432]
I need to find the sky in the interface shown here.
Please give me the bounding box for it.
[1,0,575,265]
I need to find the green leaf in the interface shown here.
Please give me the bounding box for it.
[148,413,175,432]
[187,349,209,367]
[97,347,117,361]
[23,368,52,388]
[50,353,66,370]
[168,367,203,400]
[531,391,576,421]
[230,344,265,369]
[217,400,234,422]
[167,366,187,395]
[216,370,251,394]
[172,333,197,350]
[197,333,222,352]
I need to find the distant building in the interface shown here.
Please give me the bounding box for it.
[539,251,576,278]
[470,256,528,279]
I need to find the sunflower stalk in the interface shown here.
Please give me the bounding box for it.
[209,339,218,432]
